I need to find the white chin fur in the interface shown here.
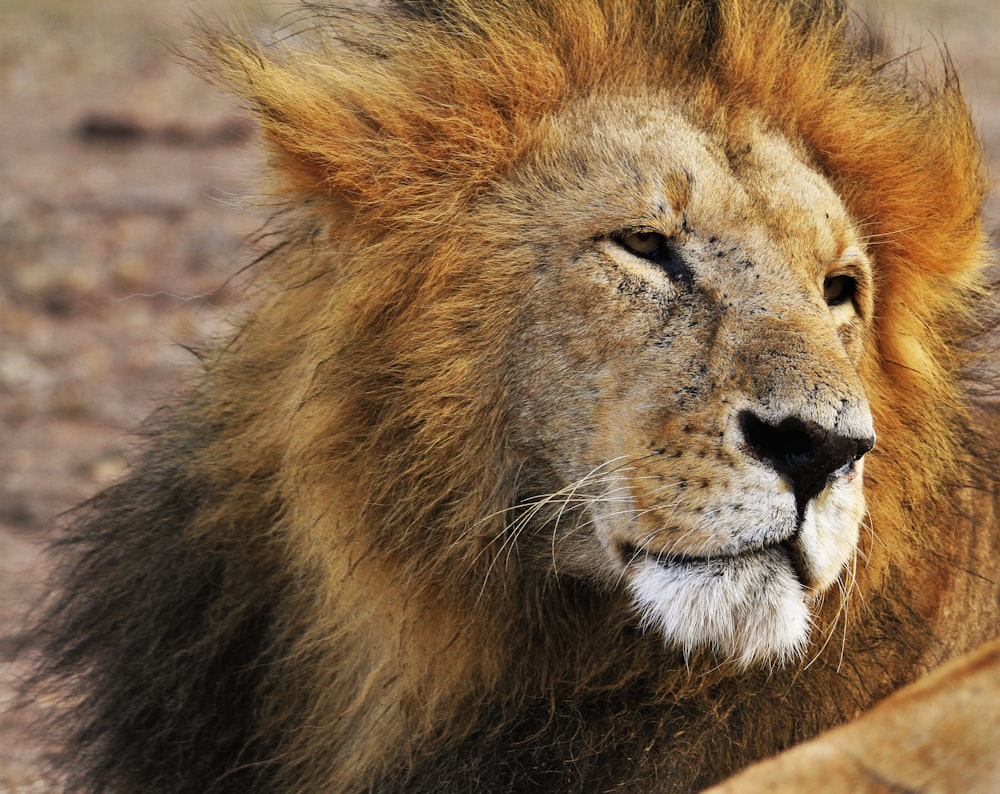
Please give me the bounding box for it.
[627,549,810,668]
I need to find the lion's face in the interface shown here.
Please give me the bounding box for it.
[493,95,876,666]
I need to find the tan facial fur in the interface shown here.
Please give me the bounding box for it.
[500,97,875,665]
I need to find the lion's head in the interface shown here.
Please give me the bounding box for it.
[199,0,985,667]
[38,1,994,792]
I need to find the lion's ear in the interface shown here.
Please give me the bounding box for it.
[195,21,560,238]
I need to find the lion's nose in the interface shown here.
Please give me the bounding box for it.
[738,411,875,513]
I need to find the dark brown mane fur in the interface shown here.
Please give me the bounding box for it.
[32,1,998,792]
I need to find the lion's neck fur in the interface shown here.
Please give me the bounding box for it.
[248,486,992,791]
[263,503,993,790]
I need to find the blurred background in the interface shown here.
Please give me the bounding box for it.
[1,0,998,789]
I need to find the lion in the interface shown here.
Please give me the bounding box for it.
[32,1,999,792]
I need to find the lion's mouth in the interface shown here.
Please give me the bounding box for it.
[619,536,810,586]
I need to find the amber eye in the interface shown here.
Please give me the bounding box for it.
[823,275,856,307]
[619,231,668,258]
[614,231,689,282]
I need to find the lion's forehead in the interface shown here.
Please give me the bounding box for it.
[546,95,857,268]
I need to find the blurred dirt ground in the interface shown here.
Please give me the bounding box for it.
[1,0,998,790]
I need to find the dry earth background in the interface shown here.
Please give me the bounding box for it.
[0,1,997,790]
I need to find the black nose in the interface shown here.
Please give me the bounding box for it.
[738,411,875,514]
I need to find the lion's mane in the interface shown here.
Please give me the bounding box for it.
[34,1,997,792]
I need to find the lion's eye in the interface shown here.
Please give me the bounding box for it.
[614,231,689,282]
[619,231,667,258]
[823,275,856,307]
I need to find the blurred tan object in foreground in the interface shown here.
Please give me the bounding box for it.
[709,637,1000,793]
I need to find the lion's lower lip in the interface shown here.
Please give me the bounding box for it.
[620,538,792,569]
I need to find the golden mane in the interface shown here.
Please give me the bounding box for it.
[34,2,995,792]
